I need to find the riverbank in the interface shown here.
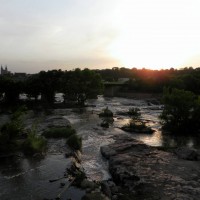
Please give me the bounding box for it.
[101,134,200,200]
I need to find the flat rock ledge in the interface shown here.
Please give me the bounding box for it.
[101,135,200,200]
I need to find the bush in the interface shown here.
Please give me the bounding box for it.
[128,119,146,130]
[160,88,200,134]
[99,107,113,117]
[67,134,82,151]
[23,133,47,155]
[122,119,153,134]
[0,106,25,143]
[0,120,23,140]
[127,108,141,118]
[43,127,76,138]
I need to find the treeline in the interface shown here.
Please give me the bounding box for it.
[0,68,103,106]
[1,66,200,107]
[96,67,200,94]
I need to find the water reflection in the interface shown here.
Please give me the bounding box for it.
[115,117,200,149]
[0,154,84,200]
[161,133,200,149]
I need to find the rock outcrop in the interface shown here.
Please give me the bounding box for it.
[101,135,200,200]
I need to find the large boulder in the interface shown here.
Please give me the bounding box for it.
[37,115,71,133]
[174,147,200,161]
[101,135,200,199]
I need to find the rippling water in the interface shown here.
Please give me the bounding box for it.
[65,96,200,181]
[0,154,85,200]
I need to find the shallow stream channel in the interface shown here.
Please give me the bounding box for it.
[0,96,199,200]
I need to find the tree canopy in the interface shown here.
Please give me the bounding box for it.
[0,68,103,106]
[160,88,200,134]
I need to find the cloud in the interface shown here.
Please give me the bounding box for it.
[0,0,120,72]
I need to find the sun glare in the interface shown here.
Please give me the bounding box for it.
[108,0,200,70]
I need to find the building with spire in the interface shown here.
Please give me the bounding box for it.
[1,65,11,75]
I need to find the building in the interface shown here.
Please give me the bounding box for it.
[0,65,11,75]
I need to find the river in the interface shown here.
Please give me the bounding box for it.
[0,96,199,200]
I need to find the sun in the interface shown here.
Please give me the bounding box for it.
[108,35,187,70]
[107,0,200,70]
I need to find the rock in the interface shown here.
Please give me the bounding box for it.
[101,181,112,198]
[81,179,98,190]
[175,147,200,161]
[45,115,71,128]
[100,146,116,159]
[65,152,73,158]
[101,135,200,200]
[147,99,160,105]
[99,107,113,117]
[34,115,71,134]
[110,186,119,194]
[101,121,109,128]
[73,150,82,163]
[60,182,65,187]
[112,195,118,200]
[82,192,110,200]
[107,181,116,188]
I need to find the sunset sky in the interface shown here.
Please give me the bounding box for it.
[0,0,200,73]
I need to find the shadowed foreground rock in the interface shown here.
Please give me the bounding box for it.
[101,135,200,200]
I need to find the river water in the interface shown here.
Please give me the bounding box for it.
[0,96,199,200]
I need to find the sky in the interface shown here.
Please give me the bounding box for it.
[0,0,200,73]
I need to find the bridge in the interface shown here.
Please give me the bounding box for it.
[103,78,129,97]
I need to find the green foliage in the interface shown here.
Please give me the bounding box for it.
[0,106,26,152]
[127,108,141,118]
[39,70,63,104]
[0,77,22,104]
[99,107,113,117]
[24,74,41,101]
[23,132,47,155]
[43,127,76,138]
[0,106,26,142]
[122,118,153,133]
[160,88,200,134]
[1,121,23,141]
[67,134,82,151]
[128,119,146,130]
[11,105,27,120]
[62,68,103,105]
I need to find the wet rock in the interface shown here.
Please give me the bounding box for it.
[101,181,112,198]
[45,115,71,128]
[101,121,109,128]
[82,192,110,200]
[73,150,82,163]
[107,180,116,188]
[30,115,71,134]
[60,182,65,187]
[80,179,98,190]
[100,146,116,159]
[147,99,160,105]
[65,152,73,158]
[101,135,200,200]
[112,195,118,200]
[175,147,200,161]
[110,186,119,194]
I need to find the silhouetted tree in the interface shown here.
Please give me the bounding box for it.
[160,88,200,134]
